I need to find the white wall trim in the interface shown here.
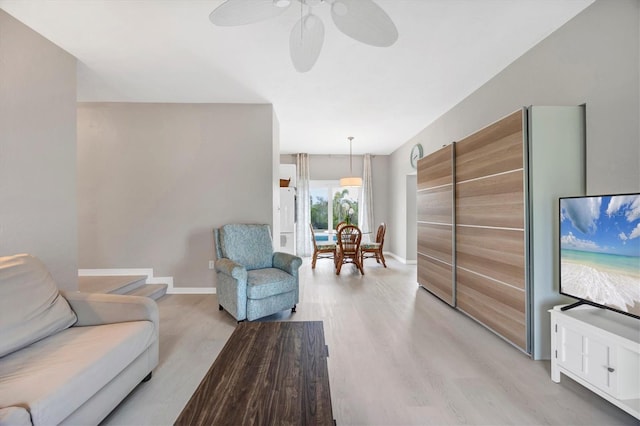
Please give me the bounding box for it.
[79,268,154,278]
[167,286,216,294]
[385,252,417,265]
[78,268,216,294]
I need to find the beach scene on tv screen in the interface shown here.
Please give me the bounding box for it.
[560,194,640,316]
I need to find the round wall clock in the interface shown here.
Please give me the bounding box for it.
[410,143,423,169]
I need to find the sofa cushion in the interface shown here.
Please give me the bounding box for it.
[0,321,154,426]
[0,254,77,358]
[219,224,274,270]
[246,268,296,300]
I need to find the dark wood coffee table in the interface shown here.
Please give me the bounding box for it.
[175,321,334,426]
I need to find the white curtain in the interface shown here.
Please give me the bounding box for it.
[296,153,313,257]
[358,154,375,243]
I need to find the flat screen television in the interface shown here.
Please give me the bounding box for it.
[559,193,640,319]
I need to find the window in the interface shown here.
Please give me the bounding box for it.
[310,181,359,236]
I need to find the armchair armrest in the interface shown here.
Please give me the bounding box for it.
[273,252,303,275]
[215,258,248,281]
[60,291,159,328]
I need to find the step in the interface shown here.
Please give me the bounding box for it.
[78,275,147,295]
[124,283,168,301]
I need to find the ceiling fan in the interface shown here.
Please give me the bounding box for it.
[209,0,398,72]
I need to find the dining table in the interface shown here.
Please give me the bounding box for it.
[313,227,371,243]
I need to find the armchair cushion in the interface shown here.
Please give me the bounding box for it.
[219,224,274,270]
[0,254,77,358]
[247,268,297,300]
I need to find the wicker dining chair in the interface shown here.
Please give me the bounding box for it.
[360,222,387,268]
[310,224,336,269]
[335,224,364,275]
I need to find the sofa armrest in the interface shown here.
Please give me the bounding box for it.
[0,407,31,426]
[215,258,247,281]
[273,252,303,276]
[60,291,159,328]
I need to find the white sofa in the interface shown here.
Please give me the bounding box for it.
[0,254,159,426]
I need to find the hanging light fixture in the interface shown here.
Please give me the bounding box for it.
[340,136,362,187]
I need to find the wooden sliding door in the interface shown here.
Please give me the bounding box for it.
[454,110,527,351]
[416,107,584,358]
[417,144,455,306]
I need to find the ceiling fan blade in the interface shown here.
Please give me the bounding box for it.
[330,0,398,47]
[210,0,291,26]
[289,13,325,73]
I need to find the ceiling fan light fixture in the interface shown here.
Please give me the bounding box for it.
[210,0,397,71]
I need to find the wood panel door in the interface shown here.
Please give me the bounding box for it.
[417,144,455,306]
[455,109,527,351]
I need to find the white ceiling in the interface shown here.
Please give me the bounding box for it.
[0,0,594,155]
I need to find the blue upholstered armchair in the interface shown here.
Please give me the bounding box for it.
[214,224,303,322]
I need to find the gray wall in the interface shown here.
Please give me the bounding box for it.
[77,103,275,288]
[280,154,390,234]
[0,10,78,290]
[272,112,281,245]
[389,0,640,260]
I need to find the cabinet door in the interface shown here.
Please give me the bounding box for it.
[558,325,583,374]
[585,337,615,394]
[557,322,616,396]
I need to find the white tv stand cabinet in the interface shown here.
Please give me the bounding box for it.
[550,305,640,419]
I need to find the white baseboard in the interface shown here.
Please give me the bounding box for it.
[385,252,417,265]
[78,268,216,295]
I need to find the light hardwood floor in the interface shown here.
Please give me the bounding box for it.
[101,258,637,425]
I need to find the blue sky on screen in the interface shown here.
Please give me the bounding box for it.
[560,194,640,257]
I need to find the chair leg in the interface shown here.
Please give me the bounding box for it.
[218,304,224,311]
[292,304,297,313]
[379,251,387,268]
[312,252,317,269]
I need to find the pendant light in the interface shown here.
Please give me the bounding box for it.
[340,136,362,187]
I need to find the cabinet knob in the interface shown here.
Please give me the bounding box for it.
[607,367,615,373]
